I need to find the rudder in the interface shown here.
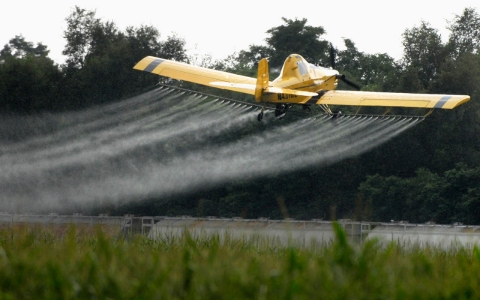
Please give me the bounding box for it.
[255,58,269,102]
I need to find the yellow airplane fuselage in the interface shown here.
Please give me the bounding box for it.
[262,54,339,104]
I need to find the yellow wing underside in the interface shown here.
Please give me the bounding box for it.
[134,56,257,95]
[315,91,470,109]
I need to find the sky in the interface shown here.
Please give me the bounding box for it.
[1,1,479,65]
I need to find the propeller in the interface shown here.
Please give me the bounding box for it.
[329,42,336,69]
[336,74,361,90]
[328,43,361,90]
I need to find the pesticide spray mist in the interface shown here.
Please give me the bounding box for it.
[0,87,423,213]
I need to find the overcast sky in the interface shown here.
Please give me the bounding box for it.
[2,1,479,65]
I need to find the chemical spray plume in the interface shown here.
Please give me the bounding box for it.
[0,88,422,212]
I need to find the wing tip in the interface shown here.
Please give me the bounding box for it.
[444,95,471,109]
[133,56,162,72]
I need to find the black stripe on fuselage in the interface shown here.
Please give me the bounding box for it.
[434,95,452,108]
[144,58,165,73]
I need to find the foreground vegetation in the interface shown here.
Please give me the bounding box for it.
[0,224,479,299]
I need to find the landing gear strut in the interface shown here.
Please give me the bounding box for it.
[257,104,266,121]
[275,104,290,119]
[331,111,342,119]
[257,104,292,121]
[257,111,264,121]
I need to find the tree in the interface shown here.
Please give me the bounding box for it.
[0,54,61,113]
[358,174,407,221]
[61,7,123,106]
[335,39,363,77]
[404,168,446,222]
[358,53,400,91]
[125,25,162,58]
[61,7,190,106]
[357,164,480,224]
[395,65,424,93]
[447,7,480,58]
[322,39,400,92]
[401,21,446,89]
[441,164,480,224]
[62,6,102,69]
[235,18,329,71]
[0,36,61,113]
[0,35,49,62]
[125,25,164,90]
[235,45,271,70]
[334,39,369,91]
[160,34,188,62]
[265,18,329,67]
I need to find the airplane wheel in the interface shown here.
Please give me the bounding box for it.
[257,112,264,121]
[275,104,287,118]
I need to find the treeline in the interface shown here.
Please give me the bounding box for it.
[0,7,188,113]
[358,164,480,224]
[2,7,480,224]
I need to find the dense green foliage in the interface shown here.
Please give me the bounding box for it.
[0,7,189,113]
[2,7,480,224]
[358,164,480,224]
[0,225,480,299]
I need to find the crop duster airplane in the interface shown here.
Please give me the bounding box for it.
[133,54,470,121]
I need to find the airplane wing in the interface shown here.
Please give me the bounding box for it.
[134,56,257,95]
[313,90,470,109]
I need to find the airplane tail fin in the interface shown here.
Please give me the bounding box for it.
[255,58,269,102]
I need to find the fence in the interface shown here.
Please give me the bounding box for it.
[2,213,480,248]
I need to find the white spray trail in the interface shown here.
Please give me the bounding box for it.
[0,88,423,212]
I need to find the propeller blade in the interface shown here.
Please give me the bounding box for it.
[336,74,361,90]
[329,43,336,69]
[342,77,361,90]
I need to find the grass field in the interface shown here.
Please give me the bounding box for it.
[0,223,479,299]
